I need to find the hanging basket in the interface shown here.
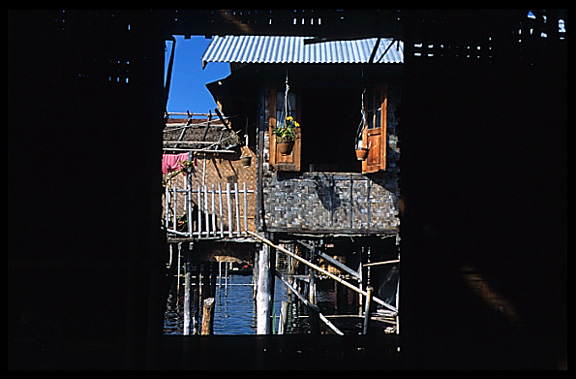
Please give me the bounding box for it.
[355,147,369,161]
[277,140,295,155]
[240,155,252,167]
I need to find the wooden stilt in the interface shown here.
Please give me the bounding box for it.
[193,263,200,335]
[278,301,290,334]
[183,244,193,335]
[183,258,192,335]
[363,286,374,335]
[247,231,397,312]
[255,242,271,334]
[201,297,215,335]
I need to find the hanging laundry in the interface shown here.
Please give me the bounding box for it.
[162,152,189,174]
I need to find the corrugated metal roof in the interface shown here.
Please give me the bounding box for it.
[201,35,403,65]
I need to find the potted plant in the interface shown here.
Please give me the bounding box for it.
[355,140,370,161]
[240,147,252,167]
[272,116,300,155]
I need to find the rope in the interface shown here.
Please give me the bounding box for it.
[355,88,367,148]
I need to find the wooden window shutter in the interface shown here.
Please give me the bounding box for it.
[362,85,387,174]
[268,85,301,171]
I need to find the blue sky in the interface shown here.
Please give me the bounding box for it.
[164,35,230,114]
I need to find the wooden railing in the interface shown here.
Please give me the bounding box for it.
[164,182,254,239]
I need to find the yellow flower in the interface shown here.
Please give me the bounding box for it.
[286,116,293,121]
[293,121,300,127]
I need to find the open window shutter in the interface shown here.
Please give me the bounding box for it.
[268,85,301,171]
[362,85,387,174]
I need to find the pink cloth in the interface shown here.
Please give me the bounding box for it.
[162,153,189,174]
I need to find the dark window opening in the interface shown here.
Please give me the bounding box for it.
[300,88,362,172]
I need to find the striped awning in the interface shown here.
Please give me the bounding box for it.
[201,35,403,66]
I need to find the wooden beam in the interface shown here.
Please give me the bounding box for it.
[276,271,344,336]
[247,231,397,313]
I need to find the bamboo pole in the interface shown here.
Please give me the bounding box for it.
[211,183,216,237]
[234,182,241,236]
[164,185,170,229]
[226,183,233,238]
[162,147,236,153]
[218,183,224,238]
[243,182,248,234]
[278,301,290,335]
[197,185,202,237]
[363,259,400,267]
[363,286,373,335]
[315,249,360,279]
[172,183,178,231]
[204,185,209,236]
[276,271,344,336]
[183,255,193,335]
[186,169,193,236]
[247,231,397,313]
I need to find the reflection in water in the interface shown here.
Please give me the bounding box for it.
[164,274,289,335]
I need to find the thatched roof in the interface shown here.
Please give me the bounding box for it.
[163,117,242,152]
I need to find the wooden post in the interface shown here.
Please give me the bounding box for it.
[247,231,397,312]
[183,245,193,335]
[363,285,374,335]
[183,261,192,335]
[210,261,218,298]
[278,300,290,334]
[201,297,215,335]
[176,242,182,293]
[255,242,271,334]
[193,263,200,335]
[309,243,316,304]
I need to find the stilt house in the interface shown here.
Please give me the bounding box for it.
[202,35,403,334]
[164,35,404,335]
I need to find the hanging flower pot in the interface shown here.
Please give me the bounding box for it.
[277,140,295,155]
[240,155,252,167]
[272,116,300,156]
[355,147,369,161]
